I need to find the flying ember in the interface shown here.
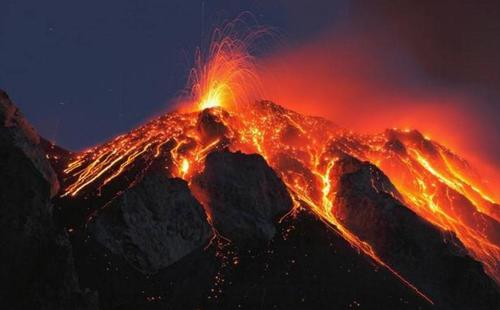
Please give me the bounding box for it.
[58,18,499,306]
[183,16,265,112]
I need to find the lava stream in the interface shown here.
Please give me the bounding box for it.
[58,20,500,304]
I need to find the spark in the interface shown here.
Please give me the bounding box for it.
[58,18,499,304]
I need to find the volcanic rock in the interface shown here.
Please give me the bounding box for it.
[331,155,500,309]
[0,91,59,196]
[210,209,433,310]
[192,149,293,244]
[73,208,434,310]
[40,137,73,178]
[0,90,96,309]
[88,173,213,274]
[196,107,230,143]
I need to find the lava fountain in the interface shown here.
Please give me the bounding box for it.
[182,15,266,111]
[58,17,499,305]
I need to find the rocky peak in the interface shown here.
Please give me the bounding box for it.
[192,149,293,244]
[0,90,59,196]
[88,173,213,274]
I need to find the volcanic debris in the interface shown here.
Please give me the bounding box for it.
[1,89,499,310]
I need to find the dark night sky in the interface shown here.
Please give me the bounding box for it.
[0,1,288,149]
[1,1,499,165]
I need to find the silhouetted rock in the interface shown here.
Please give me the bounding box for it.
[40,137,73,179]
[331,155,500,310]
[207,209,432,310]
[193,150,293,244]
[88,173,213,274]
[0,90,97,309]
[5,92,497,310]
[75,209,433,310]
[0,91,59,196]
[196,107,231,143]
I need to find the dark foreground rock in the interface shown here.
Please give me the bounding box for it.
[3,90,498,310]
[73,209,433,310]
[88,173,213,274]
[192,150,293,243]
[331,155,500,310]
[0,90,97,309]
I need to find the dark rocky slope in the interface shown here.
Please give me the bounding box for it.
[88,173,213,274]
[1,89,498,309]
[69,150,433,309]
[0,90,97,309]
[332,155,500,309]
[71,210,435,310]
[192,150,293,243]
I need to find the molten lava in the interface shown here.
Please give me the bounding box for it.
[182,16,265,112]
[59,21,499,305]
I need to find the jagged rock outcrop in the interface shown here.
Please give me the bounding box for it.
[4,90,498,309]
[331,155,499,310]
[0,90,97,309]
[88,173,213,274]
[0,91,59,196]
[192,150,293,243]
[196,107,231,143]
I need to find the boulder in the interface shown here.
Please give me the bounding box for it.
[88,173,213,274]
[192,150,293,243]
[196,107,230,143]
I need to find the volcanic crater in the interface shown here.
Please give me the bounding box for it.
[1,88,499,309]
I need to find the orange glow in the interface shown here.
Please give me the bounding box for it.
[258,30,500,194]
[181,15,266,112]
[60,23,500,304]
[61,100,500,303]
[180,158,190,177]
[364,129,500,281]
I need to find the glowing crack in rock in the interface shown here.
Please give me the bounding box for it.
[59,17,500,305]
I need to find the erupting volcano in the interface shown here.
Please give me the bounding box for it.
[2,16,499,310]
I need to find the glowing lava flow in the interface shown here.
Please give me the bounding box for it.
[60,100,500,303]
[59,20,500,305]
[362,129,500,282]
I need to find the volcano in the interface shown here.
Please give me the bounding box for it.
[1,87,499,309]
